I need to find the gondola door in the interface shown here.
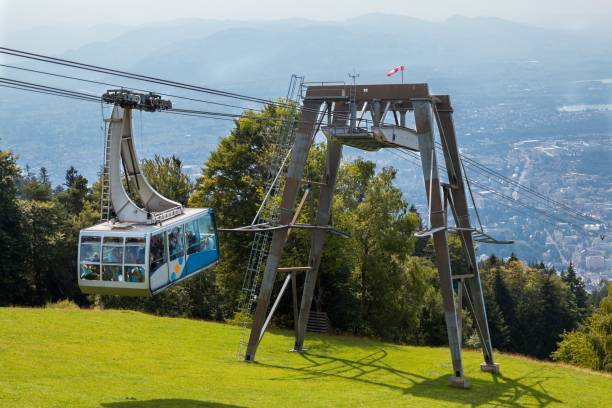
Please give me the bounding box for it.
[149,231,169,291]
[168,225,186,282]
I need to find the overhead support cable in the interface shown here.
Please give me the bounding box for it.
[0,47,382,127]
[457,153,605,226]
[0,77,315,126]
[460,156,484,232]
[0,83,99,102]
[392,148,602,235]
[395,147,591,234]
[433,142,605,226]
[0,63,259,112]
[0,77,100,100]
[1,67,606,231]
[0,46,276,104]
[398,148,564,225]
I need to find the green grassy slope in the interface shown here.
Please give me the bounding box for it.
[0,308,610,408]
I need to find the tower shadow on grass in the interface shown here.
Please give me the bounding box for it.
[258,349,562,407]
[409,370,562,407]
[101,400,245,408]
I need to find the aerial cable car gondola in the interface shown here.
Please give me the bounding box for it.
[78,90,219,296]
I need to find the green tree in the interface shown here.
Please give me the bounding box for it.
[64,166,79,188]
[401,256,445,344]
[553,283,612,372]
[534,269,576,359]
[19,166,52,201]
[347,167,421,340]
[484,294,511,349]
[56,167,89,215]
[189,104,294,316]
[314,154,373,329]
[506,252,519,265]
[420,234,470,278]
[482,254,502,269]
[562,262,589,319]
[589,280,609,307]
[46,166,97,305]
[481,266,512,349]
[141,155,193,206]
[334,157,375,209]
[479,258,581,359]
[0,150,27,305]
[19,199,64,305]
[0,158,97,306]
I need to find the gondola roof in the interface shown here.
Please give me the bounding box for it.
[81,208,212,235]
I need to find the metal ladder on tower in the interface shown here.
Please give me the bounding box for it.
[236,74,304,359]
[100,118,112,221]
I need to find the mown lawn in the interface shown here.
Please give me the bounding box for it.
[0,307,610,407]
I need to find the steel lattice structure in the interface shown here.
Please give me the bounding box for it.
[241,83,501,388]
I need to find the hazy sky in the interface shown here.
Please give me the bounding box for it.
[2,0,611,32]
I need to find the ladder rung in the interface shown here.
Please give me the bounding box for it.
[277,266,311,273]
[452,274,475,280]
[301,180,326,187]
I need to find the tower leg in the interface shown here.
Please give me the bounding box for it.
[294,137,343,351]
[435,98,497,372]
[291,271,299,341]
[413,99,467,387]
[244,103,320,362]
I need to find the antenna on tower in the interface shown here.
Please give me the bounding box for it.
[347,69,359,86]
[347,69,359,131]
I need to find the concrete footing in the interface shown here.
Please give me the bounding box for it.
[448,376,471,389]
[480,362,500,374]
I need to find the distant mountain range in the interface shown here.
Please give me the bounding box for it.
[1,13,611,184]
[4,14,612,85]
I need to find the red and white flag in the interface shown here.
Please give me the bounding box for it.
[386,65,405,77]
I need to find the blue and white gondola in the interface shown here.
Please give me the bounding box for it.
[78,208,219,296]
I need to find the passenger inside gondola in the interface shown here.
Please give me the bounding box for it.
[187,231,195,246]
[125,246,145,264]
[185,221,200,254]
[127,266,145,282]
[103,265,123,281]
[80,264,100,280]
[196,216,217,251]
[203,235,214,250]
[103,246,123,263]
[125,238,146,264]
[169,227,183,261]
[80,245,100,262]
[149,235,165,272]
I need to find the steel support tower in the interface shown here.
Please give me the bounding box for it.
[243,83,500,388]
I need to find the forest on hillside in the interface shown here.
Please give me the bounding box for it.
[1,104,610,372]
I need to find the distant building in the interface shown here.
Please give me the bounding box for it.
[586,255,605,271]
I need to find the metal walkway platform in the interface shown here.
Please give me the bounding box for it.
[321,125,420,151]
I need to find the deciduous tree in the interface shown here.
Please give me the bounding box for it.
[0,150,26,305]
